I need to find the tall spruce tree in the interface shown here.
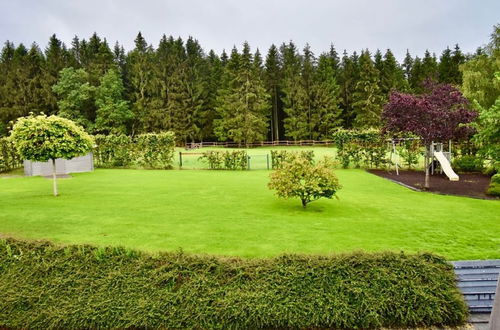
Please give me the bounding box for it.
[264,44,282,141]
[214,43,270,145]
[338,50,360,127]
[315,53,342,137]
[351,50,385,128]
[280,42,307,140]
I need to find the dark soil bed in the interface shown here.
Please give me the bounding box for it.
[368,169,498,200]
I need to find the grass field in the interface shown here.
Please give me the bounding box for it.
[0,168,499,260]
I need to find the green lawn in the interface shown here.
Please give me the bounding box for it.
[0,168,498,260]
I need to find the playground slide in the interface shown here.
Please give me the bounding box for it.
[434,151,459,181]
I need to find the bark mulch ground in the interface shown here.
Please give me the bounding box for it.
[368,169,498,200]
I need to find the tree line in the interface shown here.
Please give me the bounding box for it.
[0,32,487,144]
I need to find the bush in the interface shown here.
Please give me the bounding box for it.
[94,132,175,169]
[0,137,21,172]
[269,156,341,207]
[0,238,468,329]
[452,155,484,172]
[486,174,500,196]
[199,150,248,170]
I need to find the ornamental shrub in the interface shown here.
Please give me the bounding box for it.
[9,114,93,196]
[452,155,485,173]
[0,238,468,329]
[487,174,500,196]
[269,156,341,207]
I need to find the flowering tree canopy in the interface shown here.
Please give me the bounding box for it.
[382,81,477,143]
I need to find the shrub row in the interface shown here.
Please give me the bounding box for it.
[332,129,392,168]
[199,150,248,170]
[487,174,500,196]
[94,132,175,169]
[0,238,468,329]
[0,137,21,172]
[270,149,314,169]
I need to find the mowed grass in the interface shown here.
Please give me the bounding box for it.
[0,168,499,260]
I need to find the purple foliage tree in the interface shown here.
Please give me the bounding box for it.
[382,81,477,188]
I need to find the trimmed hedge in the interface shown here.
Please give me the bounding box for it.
[94,132,175,169]
[0,137,21,172]
[0,238,468,329]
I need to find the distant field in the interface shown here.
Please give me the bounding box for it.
[1,168,498,260]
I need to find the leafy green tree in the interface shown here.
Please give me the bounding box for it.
[94,68,133,134]
[352,50,385,128]
[268,156,342,207]
[473,73,500,169]
[461,26,499,109]
[10,114,93,196]
[52,67,95,129]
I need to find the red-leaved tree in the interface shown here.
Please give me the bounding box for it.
[382,81,477,188]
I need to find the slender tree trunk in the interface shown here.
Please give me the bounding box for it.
[273,86,279,141]
[52,158,58,196]
[424,147,430,189]
[301,198,308,208]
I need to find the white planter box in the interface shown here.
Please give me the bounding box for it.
[23,153,94,176]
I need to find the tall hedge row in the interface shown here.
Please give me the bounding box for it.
[0,137,21,172]
[93,132,175,169]
[0,238,468,329]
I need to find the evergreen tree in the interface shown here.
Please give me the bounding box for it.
[338,50,360,127]
[126,32,154,134]
[94,68,133,134]
[450,44,465,85]
[438,47,453,84]
[280,42,307,140]
[351,50,385,128]
[380,49,407,94]
[265,44,282,141]
[42,34,71,114]
[315,53,342,137]
[214,43,270,145]
[402,50,413,81]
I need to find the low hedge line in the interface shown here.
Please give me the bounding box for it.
[199,150,248,170]
[93,132,175,169]
[0,137,21,172]
[0,238,468,329]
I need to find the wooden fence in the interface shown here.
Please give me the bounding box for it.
[184,140,335,149]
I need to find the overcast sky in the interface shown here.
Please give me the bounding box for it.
[1,0,498,60]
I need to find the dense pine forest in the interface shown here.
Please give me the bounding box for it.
[0,29,497,143]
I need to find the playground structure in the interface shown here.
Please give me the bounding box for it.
[390,139,459,183]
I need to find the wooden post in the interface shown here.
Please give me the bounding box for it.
[266,154,270,170]
[490,281,500,329]
[247,156,251,170]
[179,152,182,168]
